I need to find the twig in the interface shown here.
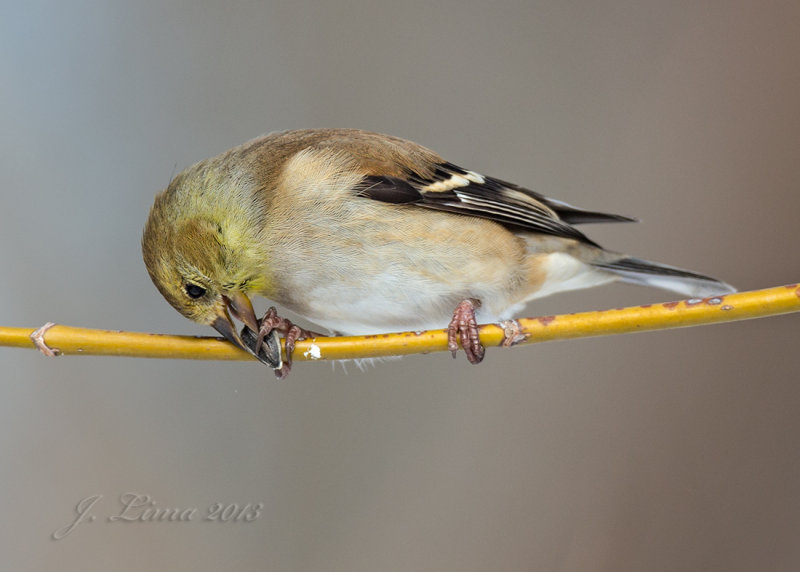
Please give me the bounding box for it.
[1,284,797,364]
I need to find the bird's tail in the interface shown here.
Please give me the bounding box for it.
[593,256,736,298]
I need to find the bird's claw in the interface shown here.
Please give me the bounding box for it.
[447,299,485,364]
[255,307,320,379]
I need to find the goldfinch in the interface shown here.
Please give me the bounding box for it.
[142,128,735,377]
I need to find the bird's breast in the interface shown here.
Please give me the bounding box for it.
[259,201,535,334]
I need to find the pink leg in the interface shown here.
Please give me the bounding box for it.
[447,298,485,364]
[256,307,321,379]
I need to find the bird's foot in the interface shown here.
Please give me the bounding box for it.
[256,307,321,379]
[447,298,485,364]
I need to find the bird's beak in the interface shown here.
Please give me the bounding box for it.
[211,308,247,351]
[211,292,282,369]
[223,291,259,333]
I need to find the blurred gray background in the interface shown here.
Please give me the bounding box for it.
[2,1,799,570]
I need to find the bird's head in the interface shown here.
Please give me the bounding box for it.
[142,176,270,363]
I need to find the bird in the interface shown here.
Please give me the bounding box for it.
[142,128,735,377]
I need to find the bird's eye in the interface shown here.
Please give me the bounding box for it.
[184,283,207,299]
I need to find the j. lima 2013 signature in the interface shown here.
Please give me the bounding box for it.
[52,493,264,540]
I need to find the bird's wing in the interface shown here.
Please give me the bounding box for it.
[355,160,635,246]
[279,128,635,246]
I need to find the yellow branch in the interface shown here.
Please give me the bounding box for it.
[2,284,798,363]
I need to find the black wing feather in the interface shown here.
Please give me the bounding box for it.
[356,161,635,246]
